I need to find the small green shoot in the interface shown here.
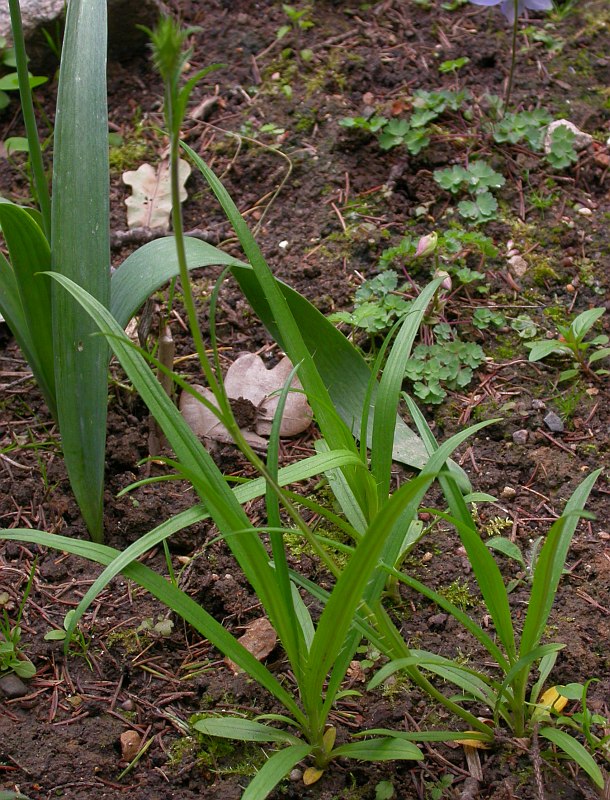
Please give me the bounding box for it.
[526,308,609,382]
[0,561,36,679]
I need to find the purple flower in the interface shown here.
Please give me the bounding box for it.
[469,0,553,24]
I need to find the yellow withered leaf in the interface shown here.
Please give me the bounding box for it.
[323,727,337,752]
[539,686,569,713]
[454,733,492,749]
[303,767,324,786]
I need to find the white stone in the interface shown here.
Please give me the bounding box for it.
[508,254,528,277]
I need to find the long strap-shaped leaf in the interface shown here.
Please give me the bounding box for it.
[48,272,322,697]
[51,0,110,542]
[0,528,303,723]
[0,202,54,414]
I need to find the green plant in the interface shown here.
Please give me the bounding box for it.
[0,34,46,111]
[339,89,468,157]
[0,20,485,797]
[526,308,610,382]
[276,3,314,40]
[368,403,604,788]
[554,681,610,760]
[434,162,504,224]
[44,609,92,665]
[439,56,470,74]
[491,108,552,148]
[485,533,544,591]
[0,562,36,679]
[405,334,486,404]
[473,307,506,329]
[546,124,578,170]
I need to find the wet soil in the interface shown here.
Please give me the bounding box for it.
[1,1,610,799]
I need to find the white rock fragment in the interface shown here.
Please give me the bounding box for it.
[577,207,592,216]
[543,120,593,154]
[508,255,528,277]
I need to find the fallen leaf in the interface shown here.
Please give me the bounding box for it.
[303,766,324,786]
[122,158,191,230]
[224,617,277,674]
[180,353,313,451]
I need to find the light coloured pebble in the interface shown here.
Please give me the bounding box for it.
[501,486,517,499]
[512,429,529,446]
[508,255,528,277]
[289,768,303,782]
[577,207,592,216]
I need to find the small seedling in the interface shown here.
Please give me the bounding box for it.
[0,562,36,679]
[511,314,538,339]
[546,124,578,170]
[405,334,486,404]
[473,307,506,329]
[492,108,552,148]
[45,609,92,665]
[434,161,506,194]
[526,308,610,382]
[439,56,470,74]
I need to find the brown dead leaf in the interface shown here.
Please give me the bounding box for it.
[224,617,277,674]
[180,353,313,451]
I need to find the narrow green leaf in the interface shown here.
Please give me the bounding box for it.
[242,744,312,800]
[486,536,525,567]
[332,737,422,761]
[539,727,604,788]
[372,278,442,500]
[0,202,55,414]
[194,717,301,744]
[0,527,303,721]
[520,471,599,658]
[51,0,110,542]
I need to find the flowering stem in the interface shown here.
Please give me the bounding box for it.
[503,0,519,113]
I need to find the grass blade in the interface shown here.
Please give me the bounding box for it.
[194,718,301,744]
[331,738,422,761]
[0,528,303,721]
[371,278,442,500]
[241,744,313,800]
[51,0,110,541]
[520,470,600,658]
[539,727,604,789]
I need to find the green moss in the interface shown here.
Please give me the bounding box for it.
[438,579,478,611]
[532,263,561,286]
[109,137,151,173]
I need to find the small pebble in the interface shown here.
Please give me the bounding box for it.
[0,674,29,699]
[544,411,564,433]
[428,613,448,630]
[512,429,529,446]
[532,399,546,410]
[290,768,303,782]
[577,207,592,216]
[120,730,141,761]
[121,698,135,712]
[501,486,517,499]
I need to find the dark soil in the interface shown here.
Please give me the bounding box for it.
[1,1,610,799]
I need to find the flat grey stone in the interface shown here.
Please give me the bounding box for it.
[0,0,170,68]
[544,411,564,433]
[0,672,29,698]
